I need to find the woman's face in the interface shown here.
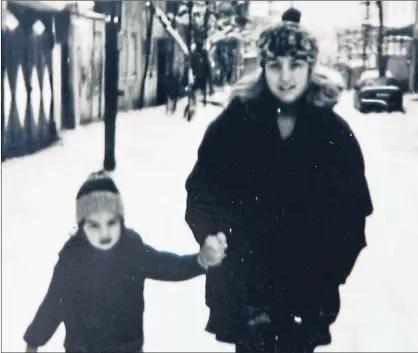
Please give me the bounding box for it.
[265,56,310,104]
[83,211,122,251]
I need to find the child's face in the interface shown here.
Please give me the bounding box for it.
[83,211,122,251]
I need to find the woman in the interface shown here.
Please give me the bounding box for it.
[185,8,373,353]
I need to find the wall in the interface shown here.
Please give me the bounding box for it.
[117,1,143,110]
[117,0,172,111]
[383,1,416,29]
[68,10,105,125]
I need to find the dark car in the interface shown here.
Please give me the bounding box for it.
[354,76,404,113]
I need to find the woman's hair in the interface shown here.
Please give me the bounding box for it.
[229,68,266,103]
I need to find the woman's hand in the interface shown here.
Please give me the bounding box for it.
[198,232,228,269]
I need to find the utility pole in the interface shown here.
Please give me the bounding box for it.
[100,0,122,171]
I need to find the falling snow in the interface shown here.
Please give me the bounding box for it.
[2,92,418,352]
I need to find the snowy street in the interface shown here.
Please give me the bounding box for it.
[2,92,418,352]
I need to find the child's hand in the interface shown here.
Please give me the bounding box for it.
[198,232,228,269]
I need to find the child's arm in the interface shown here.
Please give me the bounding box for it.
[141,233,227,281]
[23,258,66,350]
[142,245,205,281]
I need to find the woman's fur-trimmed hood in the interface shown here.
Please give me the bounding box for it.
[229,68,343,109]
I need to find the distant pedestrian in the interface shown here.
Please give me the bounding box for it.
[191,43,214,102]
[24,171,227,353]
[185,7,373,353]
[166,70,182,115]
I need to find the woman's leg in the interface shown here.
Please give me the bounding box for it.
[277,343,315,353]
[234,326,317,353]
[235,339,272,353]
[234,328,278,353]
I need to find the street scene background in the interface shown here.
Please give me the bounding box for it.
[2,0,418,351]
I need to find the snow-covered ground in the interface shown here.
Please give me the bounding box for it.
[329,93,418,352]
[2,92,418,352]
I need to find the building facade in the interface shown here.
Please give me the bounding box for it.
[382,1,416,28]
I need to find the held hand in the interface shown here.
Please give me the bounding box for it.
[198,232,228,269]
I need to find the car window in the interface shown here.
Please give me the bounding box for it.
[360,77,396,87]
[386,77,400,86]
[361,78,379,87]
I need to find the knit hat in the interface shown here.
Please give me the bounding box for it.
[76,171,124,224]
[257,8,319,67]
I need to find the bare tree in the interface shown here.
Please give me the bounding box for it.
[184,0,196,121]
[202,0,211,106]
[138,2,155,108]
[362,0,371,69]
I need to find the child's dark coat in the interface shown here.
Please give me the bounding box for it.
[24,228,204,352]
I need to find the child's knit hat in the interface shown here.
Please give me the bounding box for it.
[76,171,124,224]
[257,7,319,67]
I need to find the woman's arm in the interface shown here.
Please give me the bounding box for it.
[185,98,246,245]
[319,114,374,285]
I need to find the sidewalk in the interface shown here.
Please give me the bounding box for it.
[3,91,418,352]
[328,91,418,352]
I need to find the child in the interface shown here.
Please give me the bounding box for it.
[24,171,227,353]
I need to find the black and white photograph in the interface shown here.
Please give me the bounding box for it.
[1,0,418,352]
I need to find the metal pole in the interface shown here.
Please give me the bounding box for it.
[103,0,121,171]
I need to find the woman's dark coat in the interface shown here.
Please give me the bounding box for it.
[184,86,373,346]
